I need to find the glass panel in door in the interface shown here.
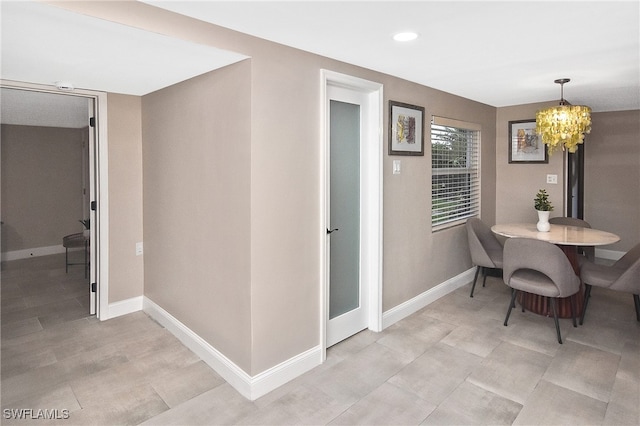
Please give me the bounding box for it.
[329,100,360,319]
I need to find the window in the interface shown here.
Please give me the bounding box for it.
[431,116,480,230]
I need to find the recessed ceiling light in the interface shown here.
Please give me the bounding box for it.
[393,32,418,42]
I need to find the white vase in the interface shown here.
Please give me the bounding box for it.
[536,210,551,232]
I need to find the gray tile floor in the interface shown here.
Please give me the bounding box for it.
[2,254,639,425]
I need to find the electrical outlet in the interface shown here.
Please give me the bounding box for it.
[135,242,143,256]
[546,174,558,184]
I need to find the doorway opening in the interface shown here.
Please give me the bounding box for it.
[321,70,383,358]
[566,144,585,219]
[1,80,109,320]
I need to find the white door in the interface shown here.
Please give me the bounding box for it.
[326,84,372,347]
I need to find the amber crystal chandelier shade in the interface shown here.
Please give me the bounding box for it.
[536,78,592,154]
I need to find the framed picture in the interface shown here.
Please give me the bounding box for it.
[389,101,424,156]
[508,119,548,163]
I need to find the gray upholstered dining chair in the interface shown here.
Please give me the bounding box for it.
[548,216,595,262]
[465,218,503,298]
[580,242,640,324]
[503,238,580,344]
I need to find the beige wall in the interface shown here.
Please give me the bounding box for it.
[244,38,497,372]
[379,82,497,311]
[11,3,637,382]
[247,47,324,373]
[496,102,565,224]
[51,0,498,376]
[496,106,640,252]
[585,110,640,251]
[106,94,144,302]
[142,62,253,372]
[1,124,84,252]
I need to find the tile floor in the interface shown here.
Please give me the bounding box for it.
[2,254,639,425]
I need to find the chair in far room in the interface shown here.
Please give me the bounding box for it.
[63,232,89,278]
[465,217,503,298]
[502,238,580,344]
[580,242,640,325]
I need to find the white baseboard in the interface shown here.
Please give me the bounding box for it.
[106,269,476,400]
[1,245,66,262]
[595,248,625,261]
[250,345,322,400]
[142,296,321,401]
[382,268,475,329]
[141,266,471,400]
[104,296,143,320]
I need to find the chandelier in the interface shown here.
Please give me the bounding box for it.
[536,78,592,154]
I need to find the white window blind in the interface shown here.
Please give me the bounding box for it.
[431,116,481,230]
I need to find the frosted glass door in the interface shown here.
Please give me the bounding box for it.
[329,100,360,319]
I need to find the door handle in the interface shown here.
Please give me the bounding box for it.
[326,228,339,234]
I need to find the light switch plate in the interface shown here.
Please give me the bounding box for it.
[136,242,143,256]
[546,174,558,184]
[393,160,401,175]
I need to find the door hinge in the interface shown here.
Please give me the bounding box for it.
[89,117,96,127]
[91,282,97,293]
[91,201,97,211]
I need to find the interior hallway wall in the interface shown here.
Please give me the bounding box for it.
[496,106,640,252]
[50,0,497,377]
[106,94,145,303]
[1,124,84,253]
[142,62,253,372]
[495,102,565,225]
[585,110,640,251]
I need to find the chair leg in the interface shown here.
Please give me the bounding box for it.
[470,266,480,298]
[550,298,562,344]
[580,284,593,325]
[633,294,640,322]
[510,290,518,309]
[570,294,577,327]
[504,289,517,326]
[482,268,488,288]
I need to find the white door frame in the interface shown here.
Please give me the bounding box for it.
[1,79,110,320]
[320,70,383,360]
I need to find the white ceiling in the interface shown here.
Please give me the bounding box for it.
[1,88,90,128]
[0,1,248,96]
[0,0,247,127]
[1,1,639,128]
[144,0,639,112]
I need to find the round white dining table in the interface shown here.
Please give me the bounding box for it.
[491,223,620,247]
[491,223,620,318]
